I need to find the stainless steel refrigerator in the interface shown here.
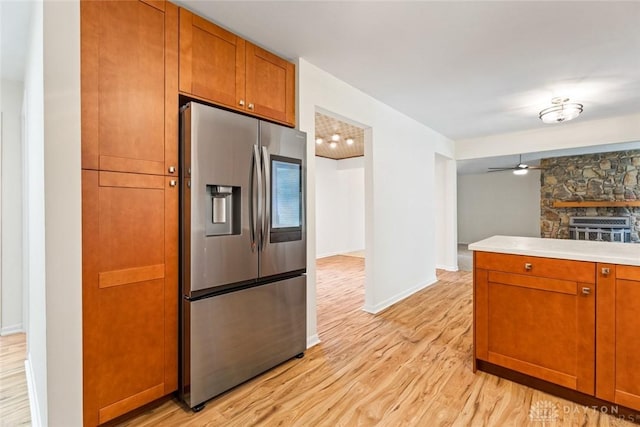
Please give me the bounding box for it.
[179,102,307,411]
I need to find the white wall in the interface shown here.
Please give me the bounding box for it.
[43,1,83,426]
[456,112,640,160]
[1,79,24,335]
[434,153,457,271]
[316,156,365,258]
[23,1,47,424]
[457,170,541,244]
[298,59,456,339]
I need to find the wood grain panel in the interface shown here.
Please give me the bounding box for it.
[616,264,640,281]
[83,170,170,424]
[81,0,99,170]
[97,0,165,175]
[99,171,164,189]
[100,384,165,424]
[99,264,165,288]
[488,352,577,389]
[475,251,595,283]
[83,170,101,427]
[596,263,616,402]
[474,267,489,361]
[245,42,295,126]
[99,156,164,176]
[163,176,179,393]
[615,278,640,409]
[164,2,179,176]
[485,273,595,394]
[488,270,577,295]
[179,8,245,109]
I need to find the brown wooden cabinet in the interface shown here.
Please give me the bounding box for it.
[596,264,640,411]
[82,171,178,425]
[474,252,596,394]
[178,8,295,127]
[81,0,179,425]
[82,0,178,176]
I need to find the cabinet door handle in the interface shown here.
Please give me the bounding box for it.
[581,287,591,296]
[601,267,610,276]
[248,103,254,110]
[524,263,532,271]
[168,166,176,174]
[239,99,245,106]
[169,180,177,187]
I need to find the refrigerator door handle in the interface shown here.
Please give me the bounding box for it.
[251,145,262,251]
[261,146,271,250]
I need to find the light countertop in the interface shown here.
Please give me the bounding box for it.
[468,235,640,267]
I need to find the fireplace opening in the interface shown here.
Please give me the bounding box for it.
[569,216,631,243]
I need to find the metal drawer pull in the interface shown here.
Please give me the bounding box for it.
[168,166,176,174]
[239,99,245,106]
[601,267,610,276]
[524,263,532,271]
[582,287,591,295]
[169,180,177,187]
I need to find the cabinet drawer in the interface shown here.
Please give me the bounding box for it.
[475,251,595,283]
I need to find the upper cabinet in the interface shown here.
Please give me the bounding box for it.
[245,42,295,126]
[82,0,178,176]
[178,8,295,127]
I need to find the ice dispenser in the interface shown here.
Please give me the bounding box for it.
[206,185,240,236]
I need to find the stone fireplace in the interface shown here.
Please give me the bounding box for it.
[540,149,640,242]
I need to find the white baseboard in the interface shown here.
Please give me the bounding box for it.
[306,334,321,349]
[316,248,365,259]
[25,356,42,427]
[436,264,459,272]
[0,324,25,336]
[362,275,438,314]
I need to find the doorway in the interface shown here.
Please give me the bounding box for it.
[313,109,369,324]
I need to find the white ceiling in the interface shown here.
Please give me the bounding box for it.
[3,1,639,146]
[178,1,640,141]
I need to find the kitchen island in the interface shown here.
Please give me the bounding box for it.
[469,235,640,415]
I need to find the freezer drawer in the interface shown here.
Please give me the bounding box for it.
[181,275,306,408]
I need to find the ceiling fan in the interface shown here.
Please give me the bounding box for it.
[487,154,544,174]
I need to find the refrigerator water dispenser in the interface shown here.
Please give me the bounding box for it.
[206,185,240,236]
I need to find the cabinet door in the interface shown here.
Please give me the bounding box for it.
[82,0,176,175]
[475,261,595,394]
[245,42,295,126]
[82,170,178,426]
[179,8,246,110]
[596,264,640,411]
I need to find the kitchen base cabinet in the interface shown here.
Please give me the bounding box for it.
[474,252,596,394]
[472,236,640,417]
[82,171,178,425]
[596,264,640,411]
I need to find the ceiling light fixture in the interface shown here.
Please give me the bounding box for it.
[346,138,354,145]
[513,168,528,176]
[539,97,583,124]
[315,137,324,145]
[331,133,340,141]
[329,141,337,149]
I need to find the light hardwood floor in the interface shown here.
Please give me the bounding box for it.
[0,332,30,426]
[1,257,636,426]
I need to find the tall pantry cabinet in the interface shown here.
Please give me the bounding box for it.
[80,1,179,425]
